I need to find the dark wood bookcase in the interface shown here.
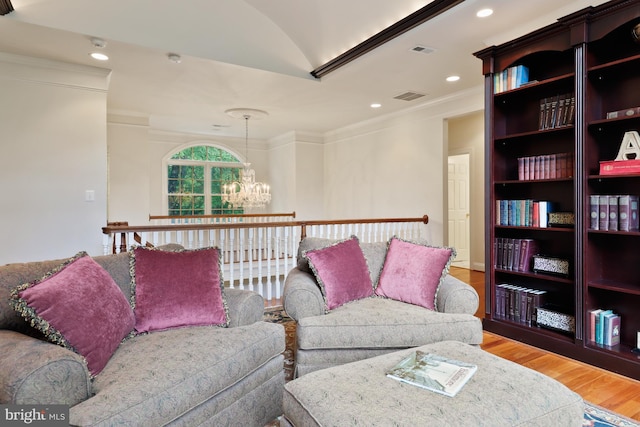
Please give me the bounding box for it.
[475,0,640,380]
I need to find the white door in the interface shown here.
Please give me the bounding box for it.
[448,154,470,268]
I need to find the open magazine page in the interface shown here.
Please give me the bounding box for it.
[386,350,477,397]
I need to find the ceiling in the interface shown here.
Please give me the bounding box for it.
[0,0,610,140]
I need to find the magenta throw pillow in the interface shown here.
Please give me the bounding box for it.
[131,246,229,333]
[375,237,456,311]
[10,252,135,377]
[303,236,374,311]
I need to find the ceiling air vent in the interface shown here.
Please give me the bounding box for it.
[394,91,426,101]
[410,45,435,54]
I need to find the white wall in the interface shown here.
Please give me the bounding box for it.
[107,115,150,224]
[106,127,273,221]
[0,53,110,264]
[447,110,485,271]
[323,88,484,246]
[268,131,325,220]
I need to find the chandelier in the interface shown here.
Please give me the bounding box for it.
[222,109,271,209]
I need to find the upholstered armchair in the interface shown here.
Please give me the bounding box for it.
[282,236,483,377]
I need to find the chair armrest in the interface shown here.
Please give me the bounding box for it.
[0,330,91,405]
[224,288,265,327]
[436,274,479,315]
[282,268,324,321]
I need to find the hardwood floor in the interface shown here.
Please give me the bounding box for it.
[449,266,640,422]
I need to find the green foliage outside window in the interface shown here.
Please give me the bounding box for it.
[168,146,242,216]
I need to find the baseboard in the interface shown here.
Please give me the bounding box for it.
[471,262,484,272]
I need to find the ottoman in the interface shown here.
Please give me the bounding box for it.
[281,341,584,426]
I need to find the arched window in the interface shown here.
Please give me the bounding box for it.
[167,145,243,215]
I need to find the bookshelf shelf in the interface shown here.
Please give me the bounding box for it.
[475,0,640,380]
[494,72,575,97]
[495,126,574,141]
[496,269,574,284]
[587,280,640,296]
[495,225,574,233]
[585,342,640,362]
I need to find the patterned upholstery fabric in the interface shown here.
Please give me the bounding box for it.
[0,249,285,427]
[0,330,91,406]
[283,341,584,427]
[283,236,482,378]
[70,322,284,426]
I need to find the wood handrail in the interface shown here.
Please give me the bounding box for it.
[103,215,429,236]
[148,212,296,221]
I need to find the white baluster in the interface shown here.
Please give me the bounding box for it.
[274,227,281,301]
[266,228,273,303]
[102,234,111,255]
[248,228,254,292]
[238,228,245,291]
[228,229,235,289]
[257,227,264,297]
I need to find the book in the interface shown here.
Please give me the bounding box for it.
[598,195,610,231]
[538,201,552,228]
[588,309,603,343]
[607,314,621,346]
[386,351,477,397]
[608,196,618,231]
[600,159,640,175]
[518,238,538,272]
[618,195,630,231]
[630,195,640,231]
[596,309,613,345]
[606,106,640,119]
[603,312,621,347]
[590,195,600,230]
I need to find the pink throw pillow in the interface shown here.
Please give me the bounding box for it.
[131,246,229,333]
[10,252,135,376]
[375,237,456,311]
[303,236,374,311]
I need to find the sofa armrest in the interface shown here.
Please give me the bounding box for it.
[0,330,91,405]
[224,288,264,327]
[436,274,479,315]
[282,268,324,321]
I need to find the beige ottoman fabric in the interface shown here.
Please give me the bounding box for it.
[282,341,583,427]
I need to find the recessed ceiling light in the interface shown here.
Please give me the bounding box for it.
[370,103,382,108]
[167,53,182,63]
[477,8,493,18]
[90,52,109,61]
[446,75,460,82]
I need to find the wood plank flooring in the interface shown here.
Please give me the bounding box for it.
[449,266,640,422]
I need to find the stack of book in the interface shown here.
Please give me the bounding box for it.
[588,308,621,347]
[496,200,554,228]
[539,93,575,130]
[494,65,529,94]
[494,238,539,272]
[495,284,547,326]
[517,152,574,180]
[589,195,639,231]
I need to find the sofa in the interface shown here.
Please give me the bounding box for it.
[0,246,285,426]
[283,236,483,377]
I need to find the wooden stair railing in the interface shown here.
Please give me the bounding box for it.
[102,215,429,305]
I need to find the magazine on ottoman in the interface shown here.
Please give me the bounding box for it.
[386,351,477,397]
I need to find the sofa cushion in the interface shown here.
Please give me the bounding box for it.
[297,237,389,285]
[296,297,482,350]
[303,236,374,312]
[375,237,456,311]
[9,252,135,376]
[130,246,229,333]
[69,322,285,426]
